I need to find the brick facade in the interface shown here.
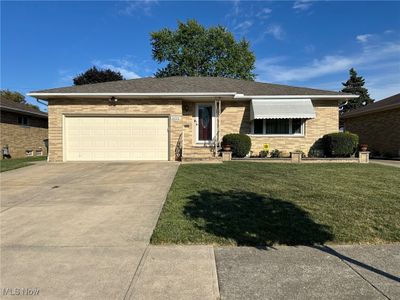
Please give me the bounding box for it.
[344,108,400,157]
[47,99,182,162]
[48,98,338,161]
[180,99,338,157]
[0,111,48,159]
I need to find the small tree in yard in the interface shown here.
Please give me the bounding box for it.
[151,20,256,80]
[340,68,374,113]
[73,66,125,85]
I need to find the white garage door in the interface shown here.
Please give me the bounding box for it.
[65,116,169,161]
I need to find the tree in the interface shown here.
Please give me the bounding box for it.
[340,68,374,113]
[73,66,125,85]
[0,89,25,103]
[151,20,256,80]
[0,89,39,110]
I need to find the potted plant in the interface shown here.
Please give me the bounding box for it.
[222,143,231,151]
[360,144,368,151]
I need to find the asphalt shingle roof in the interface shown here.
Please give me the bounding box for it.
[341,93,400,118]
[0,97,48,118]
[31,76,348,96]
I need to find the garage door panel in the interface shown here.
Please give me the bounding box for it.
[65,117,168,161]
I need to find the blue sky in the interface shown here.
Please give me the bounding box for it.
[1,0,400,111]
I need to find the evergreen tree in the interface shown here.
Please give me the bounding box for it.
[340,68,374,113]
[73,66,125,85]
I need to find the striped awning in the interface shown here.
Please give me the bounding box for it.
[250,99,316,120]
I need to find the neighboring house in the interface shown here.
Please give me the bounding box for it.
[28,77,356,162]
[341,93,400,158]
[0,98,48,159]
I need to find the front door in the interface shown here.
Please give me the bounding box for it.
[197,104,213,142]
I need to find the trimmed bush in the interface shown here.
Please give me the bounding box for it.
[322,132,359,157]
[222,133,251,157]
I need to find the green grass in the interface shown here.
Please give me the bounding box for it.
[151,162,400,246]
[0,156,47,172]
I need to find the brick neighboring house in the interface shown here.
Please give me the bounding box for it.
[0,98,48,159]
[342,93,400,158]
[28,76,357,162]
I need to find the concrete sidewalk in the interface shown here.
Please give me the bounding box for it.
[125,246,220,300]
[215,244,400,300]
[371,159,400,168]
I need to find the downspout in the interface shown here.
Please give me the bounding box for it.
[35,98,50,162]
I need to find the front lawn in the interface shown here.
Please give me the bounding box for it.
[0,156,46,172]
[151,162,400,246]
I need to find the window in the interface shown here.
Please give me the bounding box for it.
[251,119,304,135]
[253,119,264,134]
[17,116,28,126]
[266,119,289,134]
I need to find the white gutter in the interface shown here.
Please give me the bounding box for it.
[27,92,237,98]
[27,92,358,100]
[234,94,359,99]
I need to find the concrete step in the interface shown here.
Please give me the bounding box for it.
[182,157,222,163]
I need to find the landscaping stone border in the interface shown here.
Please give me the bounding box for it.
[231,152,370,164]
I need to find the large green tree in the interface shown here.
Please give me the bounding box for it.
[151,20,256,80]
[0,89,39,110]
[341,68,374,113]
[73,66,125,85]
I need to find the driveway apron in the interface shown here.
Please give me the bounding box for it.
[0,162,178,299]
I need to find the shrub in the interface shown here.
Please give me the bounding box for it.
[270,149,281,158]
[222,134,251,157]
[322,132,359,157]
[259,150,268,158]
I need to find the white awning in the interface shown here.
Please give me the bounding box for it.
[250,99,316,120]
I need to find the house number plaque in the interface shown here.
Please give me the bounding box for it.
[171,115,181,121]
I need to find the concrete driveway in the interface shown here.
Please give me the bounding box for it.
[0,162,178,299]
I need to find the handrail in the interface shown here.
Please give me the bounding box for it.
[175,132,183,161]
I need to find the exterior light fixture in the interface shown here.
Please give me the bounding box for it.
[108,96,118,106]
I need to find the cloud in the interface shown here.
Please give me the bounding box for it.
[356,34,373,43]
[256,8,272,19]
[119,0,158,16]
[293,0,313,12]
[57,69,74,85]
[92,59,141,79]
[256,38,400,83]
[233,20,253,35]
[265,24,285,40]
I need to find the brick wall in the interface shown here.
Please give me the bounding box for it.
[344,108,400,157]
[47,99,182,162]
[48,98,338,161]
[219,100,339,156]
[0,122,48,159]
[181,99,338,157]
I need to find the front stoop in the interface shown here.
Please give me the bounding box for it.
[183,146,220,162]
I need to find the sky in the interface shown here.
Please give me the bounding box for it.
[1,0,400,111]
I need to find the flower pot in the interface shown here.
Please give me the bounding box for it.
[222,144,231,152]
[360,144,368,151]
